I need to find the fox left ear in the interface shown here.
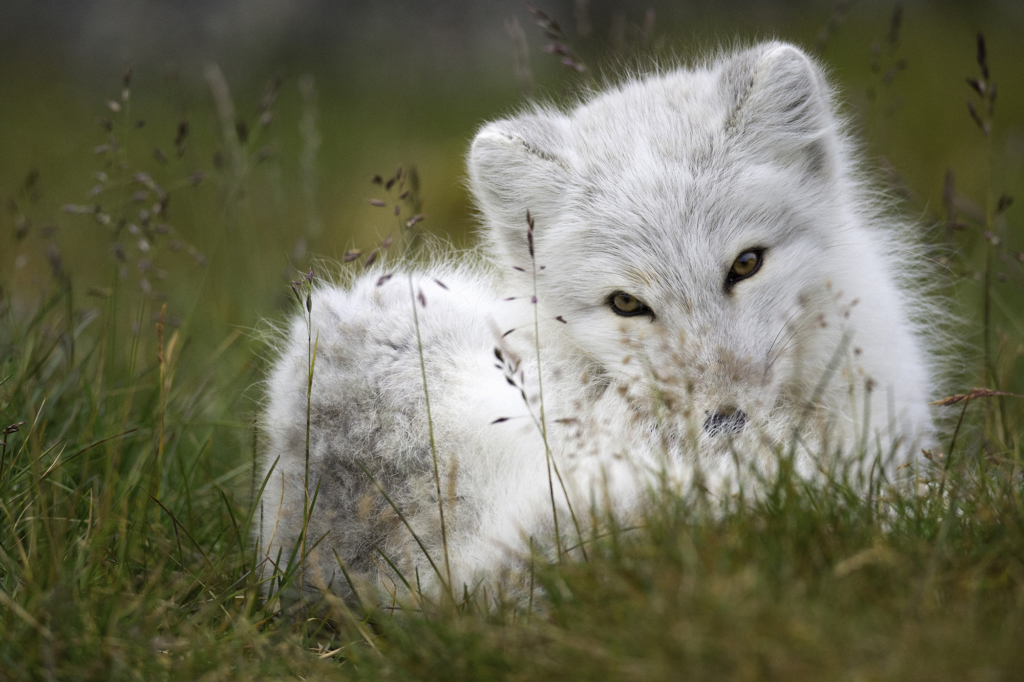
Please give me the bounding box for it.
[468,112,570,266]
[720,42,837,179]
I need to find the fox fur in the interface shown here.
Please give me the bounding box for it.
[258,42,938,601]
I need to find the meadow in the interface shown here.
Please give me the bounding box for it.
[1,2,1023,679]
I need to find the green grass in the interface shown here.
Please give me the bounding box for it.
[1,4,1024,679]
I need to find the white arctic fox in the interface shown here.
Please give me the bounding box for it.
[259,42,937,600]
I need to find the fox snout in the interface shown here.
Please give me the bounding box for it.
[703,406,748,436]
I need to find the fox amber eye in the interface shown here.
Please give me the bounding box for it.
[609,292,651,317]
[726,249,764,287]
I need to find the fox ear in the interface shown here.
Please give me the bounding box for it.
[468,113,570,265]
[721,42,837,179]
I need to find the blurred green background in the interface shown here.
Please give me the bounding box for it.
[2,0,1023,372]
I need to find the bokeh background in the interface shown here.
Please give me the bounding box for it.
[2,0,1023,371]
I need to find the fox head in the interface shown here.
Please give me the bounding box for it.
[468,42,879,462]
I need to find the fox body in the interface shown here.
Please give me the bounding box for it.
[259,42,937,599]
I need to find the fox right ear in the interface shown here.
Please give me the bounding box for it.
[468,114,570,265]
[721,42,838,180]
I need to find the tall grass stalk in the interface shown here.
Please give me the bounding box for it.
[292,270,319,598]
[407,272,454,597]
[524,212,588,562]
[155,303,167,499]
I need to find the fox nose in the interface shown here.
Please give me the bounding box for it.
[703,407,747,437]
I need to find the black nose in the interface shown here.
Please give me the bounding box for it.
[703,408,747,437]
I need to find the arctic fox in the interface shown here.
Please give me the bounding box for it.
[259,42,937,601]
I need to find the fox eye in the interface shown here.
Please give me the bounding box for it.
[726,249,764,288]
[609,292,653,317]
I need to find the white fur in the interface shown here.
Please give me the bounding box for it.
[258,42,938,601]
